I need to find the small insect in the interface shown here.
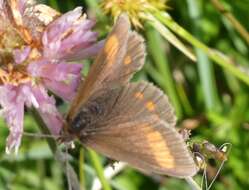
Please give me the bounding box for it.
[191,141,231,190]
[192,140,229,163]
[61,14,198,177]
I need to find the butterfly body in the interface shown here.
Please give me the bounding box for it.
[67,87,120,135]
[64,14,198,178]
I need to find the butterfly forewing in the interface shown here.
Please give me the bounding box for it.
[109,31,145,84]
[68,14,131,121]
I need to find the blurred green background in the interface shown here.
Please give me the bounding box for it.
[1,0,249,189]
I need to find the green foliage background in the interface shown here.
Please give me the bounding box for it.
[1,0,249,189]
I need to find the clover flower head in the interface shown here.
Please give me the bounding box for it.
[0,0,102,153]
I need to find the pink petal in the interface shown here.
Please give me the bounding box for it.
[43,76,81,101]
[42,7,99,60]
[5,101,24,154]
[64,40,104,61]
[13,46,31,64]
[42,7,83,45]
[31,85,63,135]
[28,59,83,82]
[0,83,64,153]
[0,0,4,10]
[38,110,63,135]
[0,1,10,19]
[0,85,17,106]
[0,85,25,154]
[21,84,39,108]
[18,0,27,15]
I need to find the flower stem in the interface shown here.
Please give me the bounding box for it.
[154,11,249,86]
[88,149,112,190]
[210,0,249,45]
[30,109,57,152]
[142,13,196,62]
[30,109,81,190]
[79,148,85,190]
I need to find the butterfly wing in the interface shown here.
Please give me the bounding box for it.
[77,82,197,177]
[67,14,145,121]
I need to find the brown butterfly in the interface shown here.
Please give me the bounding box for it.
[62,14,198,178]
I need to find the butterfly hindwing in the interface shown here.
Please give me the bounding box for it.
[83,119,196,177]
[76,82,197,177]
[105,81,176,126]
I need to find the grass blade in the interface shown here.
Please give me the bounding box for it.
[154,11,249,86]
[145,25,183,118]
[88,149,112,190]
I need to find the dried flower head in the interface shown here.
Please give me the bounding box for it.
[101,0,167,28]
[0,0,102,153]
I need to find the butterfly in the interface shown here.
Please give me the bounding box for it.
[62,14,198,178]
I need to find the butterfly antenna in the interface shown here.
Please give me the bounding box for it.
[23,132,62,139]
[206,143,232,190]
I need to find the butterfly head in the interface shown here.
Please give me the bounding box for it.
[67,107,92,134]
[58,114,80,143]
[62,99,103,143]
